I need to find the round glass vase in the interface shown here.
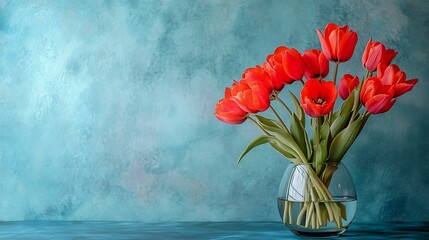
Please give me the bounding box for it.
[277,163,357,237]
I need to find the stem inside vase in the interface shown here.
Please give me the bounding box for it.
[278,163,357,234]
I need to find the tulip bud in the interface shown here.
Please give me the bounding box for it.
[339,74,360,100]
[360,77,396,114]
[362,38,397,72]
[377,64,418,98]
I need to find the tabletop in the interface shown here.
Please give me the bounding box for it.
[0,221,427,239]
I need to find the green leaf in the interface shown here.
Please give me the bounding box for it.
[255,115,285,133]
[290,113,308,157]
[342,91,355,115]
[254,115,307,163]
[339,202,347,221]
[327,115,364,162]
[304,130,312,161]
[320,119,330,141]
[272,130,306,162]
[357,113,370,135]
[269,142,295,159]
[237,135,273,164]
[331,109,341,122]
[288,91,305,127]
[269,141,301,163]
[330,91,355,138]
[310,118,320,142]
[312,138,328,174]
[351,80,364,122]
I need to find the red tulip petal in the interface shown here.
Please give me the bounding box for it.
[300,78,320,100]
[224,87,232,98]
[392,81,417,97]
[303,50,319,79]
[321,99,335,115]
[379,98,396,113]
[215,98,248,124]
[365,94,392,114]
[301,102,320,118]
[300,79,337,117]
[328,29,340,61]
[362,38,372,67]
[275,46,288,54]
[325,23,340,36]
[283,49,304,80]
[317,29,333,61]
[340,24,349,32]
[215,112,247,124]
[319,52,329,78]
[338,31,358,62]
[360,78,379,103]
[382,49,397,65]
[365,44,383,72]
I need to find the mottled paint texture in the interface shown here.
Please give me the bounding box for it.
[0,0,428,221]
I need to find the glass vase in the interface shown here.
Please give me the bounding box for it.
[277,163,357,237]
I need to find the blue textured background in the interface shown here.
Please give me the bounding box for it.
[0,0,427,222]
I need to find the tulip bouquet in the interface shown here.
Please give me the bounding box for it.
[215,23,417,230]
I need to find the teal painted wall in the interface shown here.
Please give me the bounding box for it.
[0,0,427,221]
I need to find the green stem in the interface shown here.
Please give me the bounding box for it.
[248,116,269,136]
[328,62,340,123]
[332,62,340,85]
[270,105,288,130]
[348,71,371,126]
[315,117,321,143]
[283,200,288,224]
[364,110,371,117]
[274,95,293,116]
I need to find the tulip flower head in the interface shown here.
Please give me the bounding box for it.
[303,49,329,79]
[300,79,338,118]
[360,77,396,114]
[230,79,271,114]
[242,65,273,93]
[263,47,290,90]
[362,38,397,72]
[339,74,360,100]
[377,64,418,98]
[263,46,305,87]
[215,88,248,124]
[317,23,358,62]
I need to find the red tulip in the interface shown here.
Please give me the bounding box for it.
[263,47,290,90]
[362,38,397,72]
[282,47,305,81]
[262,62,284,91]
[317,23,358,62]
[242,65,273,93]
[360,77,396,114]
[215,88,248,124]
[382,49,397,66]
[377,64,418,98]
[231,79,271,114]
[263,46,304,87]
[303,49,329,79]
[339,74,360,100]
[300,79,338,118]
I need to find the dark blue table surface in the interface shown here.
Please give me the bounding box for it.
[0,221,427,239]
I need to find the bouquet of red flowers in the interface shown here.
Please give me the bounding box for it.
[215,23,417,232]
